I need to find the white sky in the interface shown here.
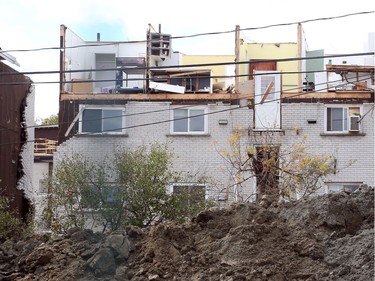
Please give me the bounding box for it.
[1,0,374,120]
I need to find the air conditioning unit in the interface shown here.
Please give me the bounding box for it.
[349,115,360,131]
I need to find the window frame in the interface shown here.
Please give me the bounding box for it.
[324,105,362,133]
[78,105,126,135]
[325,182,362,193]
[170,106,208,135]
[169,183,207,205]
[80,182,120,209]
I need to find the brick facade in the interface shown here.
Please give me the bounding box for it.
[53,101,374,204]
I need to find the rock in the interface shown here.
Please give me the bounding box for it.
[0,187,373,281]
[105,234,131,259]
[114,265,129,281]
[87,247,116,276]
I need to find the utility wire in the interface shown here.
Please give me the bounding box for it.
[1,11,373,54]
[0,53,373,87]
[0,52,373,79]
[2,73,370,133]
[1,69,371,137]
[1,73,372,133]
[0,74,370,143]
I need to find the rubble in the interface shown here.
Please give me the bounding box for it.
[0,186,373,280]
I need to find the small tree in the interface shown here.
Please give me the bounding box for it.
[115,143,213,227]
[45,144,213,232]
[218,129,335,202]
[44,154,95,232]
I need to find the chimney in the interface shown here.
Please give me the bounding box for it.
[97,33,101,41]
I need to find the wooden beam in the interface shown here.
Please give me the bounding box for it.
[60,91,372,102]
[260,81,274,104]
[60,92,253,101]
[282,91,372,99]
[168,70,209,77]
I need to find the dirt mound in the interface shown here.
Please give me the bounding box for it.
[0,186,373,281]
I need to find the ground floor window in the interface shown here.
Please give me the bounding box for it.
[170,184,206,206]
[326,182,362,193]
[81,183,118,208]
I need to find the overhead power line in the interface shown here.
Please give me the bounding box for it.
[1,74,370,147]
[0,52,373,86]
[0,74,370,137]
[1,11,373,54]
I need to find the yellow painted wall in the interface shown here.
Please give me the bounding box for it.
[181,55,235,87]
[239,43,299,92]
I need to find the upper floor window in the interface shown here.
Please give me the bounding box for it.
[171,107,207,134]
[325,105,361,133]
[79,106,125,134]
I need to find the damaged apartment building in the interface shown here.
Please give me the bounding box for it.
[51,23,374,213]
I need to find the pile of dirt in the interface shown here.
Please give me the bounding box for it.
[0,185,373,281]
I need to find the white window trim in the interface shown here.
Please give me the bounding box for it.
[78,105,126,135]
[170,106,208,135]
[325,182,362,193]
[324,104,362,133]
[169,183,208,200]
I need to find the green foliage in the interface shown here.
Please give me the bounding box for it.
[0,196,27,240]
[45,154,94,232]
[279,140,335,199]
[45,144,213,233]
[36,114,58,125]
[220,130,336,201]
[115,143,213,227]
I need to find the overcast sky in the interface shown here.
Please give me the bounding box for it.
[1,0,374,120]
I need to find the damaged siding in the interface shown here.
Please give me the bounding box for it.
[0,61,34,220]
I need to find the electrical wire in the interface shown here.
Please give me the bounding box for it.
[1,73,370,133]
[1,11,373,54]
[0,74,371,146]
[0,53,373,87]
[0,52,373,80]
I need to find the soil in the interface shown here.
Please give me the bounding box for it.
[0,185,373,281]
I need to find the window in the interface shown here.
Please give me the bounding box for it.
[325,105,361,133]
[171,184,206,206]
[171,107,207,134]
[326,182,362,193]
[81,183,119,208]
[79,106,125,134]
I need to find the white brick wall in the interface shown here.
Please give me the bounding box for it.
[54,101,374,207]
[282,103,374,187]
[18,85,35,203]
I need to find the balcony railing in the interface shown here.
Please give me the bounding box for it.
[34,138,57,156]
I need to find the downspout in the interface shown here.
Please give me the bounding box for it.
[58,25,66,144]
[146,24,151,93]
[297,23,302,92]
[59,25,66,99]
[235,25,240,94]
